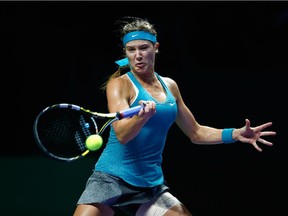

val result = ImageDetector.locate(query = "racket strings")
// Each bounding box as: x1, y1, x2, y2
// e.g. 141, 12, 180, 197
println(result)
76, 115, 95, 151
36, 109, 97, 159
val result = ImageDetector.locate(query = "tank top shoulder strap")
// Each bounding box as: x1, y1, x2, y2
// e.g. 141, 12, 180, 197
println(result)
126, 71, 142, 89
154, 72, 168, 91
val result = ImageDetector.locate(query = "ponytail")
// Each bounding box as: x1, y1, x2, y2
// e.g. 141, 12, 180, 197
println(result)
100, 65, 129, 91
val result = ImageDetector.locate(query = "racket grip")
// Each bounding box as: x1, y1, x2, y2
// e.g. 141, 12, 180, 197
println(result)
118, 105, 144, 119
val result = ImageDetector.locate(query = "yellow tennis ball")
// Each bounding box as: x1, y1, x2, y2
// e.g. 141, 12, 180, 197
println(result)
85, 134, 103, 151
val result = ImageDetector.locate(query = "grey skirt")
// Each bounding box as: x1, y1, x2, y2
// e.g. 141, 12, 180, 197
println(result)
77, 171, 170, 215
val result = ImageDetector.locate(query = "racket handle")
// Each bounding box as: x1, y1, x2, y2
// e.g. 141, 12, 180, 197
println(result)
117, 105, 144, 119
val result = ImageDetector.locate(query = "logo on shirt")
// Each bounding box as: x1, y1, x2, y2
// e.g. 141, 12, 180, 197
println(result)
169, 102, 176, 106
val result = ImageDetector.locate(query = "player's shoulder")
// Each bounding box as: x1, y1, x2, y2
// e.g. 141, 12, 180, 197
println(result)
158, 75, 181, 97
107, 73, 132, 92
159, 75, 178, 87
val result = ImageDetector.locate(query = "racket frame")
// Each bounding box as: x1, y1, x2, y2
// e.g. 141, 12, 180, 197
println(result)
33, 103, 144, 162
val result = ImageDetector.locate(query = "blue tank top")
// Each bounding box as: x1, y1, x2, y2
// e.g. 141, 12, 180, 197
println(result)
95, 71, 177, 187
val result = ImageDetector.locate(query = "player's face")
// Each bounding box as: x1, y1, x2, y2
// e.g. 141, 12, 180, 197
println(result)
125, 40, 158, 74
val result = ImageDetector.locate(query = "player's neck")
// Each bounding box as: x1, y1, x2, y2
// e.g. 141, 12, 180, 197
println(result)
131, 70, 157, 83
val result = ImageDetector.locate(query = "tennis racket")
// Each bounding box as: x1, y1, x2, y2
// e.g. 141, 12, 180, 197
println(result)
33, 103, 144, 162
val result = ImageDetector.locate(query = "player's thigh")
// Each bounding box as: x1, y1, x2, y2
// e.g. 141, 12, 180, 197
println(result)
136, 192, 192, 216
73, 203, 114, 216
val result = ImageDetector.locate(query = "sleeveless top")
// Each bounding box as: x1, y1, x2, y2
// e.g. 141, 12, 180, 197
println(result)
95, 71, 177, 187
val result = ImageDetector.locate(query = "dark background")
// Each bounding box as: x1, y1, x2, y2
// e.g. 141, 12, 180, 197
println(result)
1, 1, 287, 216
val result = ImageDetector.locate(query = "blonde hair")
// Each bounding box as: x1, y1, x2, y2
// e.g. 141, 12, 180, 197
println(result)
100, 16, 157, 91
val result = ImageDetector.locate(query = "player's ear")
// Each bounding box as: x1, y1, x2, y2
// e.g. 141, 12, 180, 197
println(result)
155, 42, 159, 53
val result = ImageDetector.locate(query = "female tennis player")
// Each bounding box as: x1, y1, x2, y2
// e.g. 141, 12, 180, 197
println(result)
73, 16, 276, 216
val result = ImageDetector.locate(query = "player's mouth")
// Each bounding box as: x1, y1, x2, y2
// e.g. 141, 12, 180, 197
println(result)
136, 63, 145, 68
